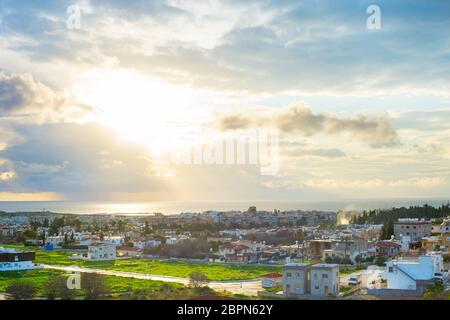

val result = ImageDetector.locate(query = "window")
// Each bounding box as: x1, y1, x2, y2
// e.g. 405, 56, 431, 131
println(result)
286, 272, 292, 277
388, 267, 393, 272
322, 274, 328, 279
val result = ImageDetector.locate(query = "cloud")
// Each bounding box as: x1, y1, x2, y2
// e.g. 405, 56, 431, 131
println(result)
2, 1, 450, 96
0, 123, 172, 199
216, 104, 399, 147
285, 148, 346, 159
0, 71, 92, 123
303, 176, 448, 190
0, 171, 15, 181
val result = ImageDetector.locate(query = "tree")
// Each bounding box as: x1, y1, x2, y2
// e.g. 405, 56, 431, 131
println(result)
355, 254, 362, 268
99, 231, 105, 242
6, 283, 36, 300
188, 272, 209, 288
81, 273, 108, 300
45, 275, 76, 300
375, 256, 387, 267
144, 221, 151, 235
381, 220, 394, 240
41, 231, 46, 245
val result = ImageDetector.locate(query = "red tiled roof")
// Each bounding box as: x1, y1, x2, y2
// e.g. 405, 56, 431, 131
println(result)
371, 241, 401, 248
118, 246, 140, 251
89, 242, 107, 247
261, 272, 282, 279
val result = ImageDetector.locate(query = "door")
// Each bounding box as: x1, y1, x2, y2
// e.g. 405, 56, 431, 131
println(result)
324, 286, 329, 296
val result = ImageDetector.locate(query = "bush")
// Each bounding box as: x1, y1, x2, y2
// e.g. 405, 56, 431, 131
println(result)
6, 283, 36, 300
189, 272, 209, 288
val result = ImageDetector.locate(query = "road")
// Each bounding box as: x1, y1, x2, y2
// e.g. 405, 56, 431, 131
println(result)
41, 264, 263, 296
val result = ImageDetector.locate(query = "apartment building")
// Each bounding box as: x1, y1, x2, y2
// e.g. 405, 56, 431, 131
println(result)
393, 219, 432, 242
282, 263, 340, 298
0, 247, 42, 271
310, 264, 340, 297
86, 243, 116, 261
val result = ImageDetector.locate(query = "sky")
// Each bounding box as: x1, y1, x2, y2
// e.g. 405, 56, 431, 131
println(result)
1, 0, 450, 202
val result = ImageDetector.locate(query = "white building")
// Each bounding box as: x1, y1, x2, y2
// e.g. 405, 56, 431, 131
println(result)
46, 235, 65, 246
310, 264, 340, 297
105, 236, 125, 246
72, 243, 117, 261
394, 219, 432, 242
282, 263, 340, 298
382, 254, 444, 293
283, 263, 310, 296
0, 247, 42, 271
261, 272, 283, 288
145, 239, 162, 248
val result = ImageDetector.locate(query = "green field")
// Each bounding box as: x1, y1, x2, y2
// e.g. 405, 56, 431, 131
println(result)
0, 268, 196, 299
3, 245, 282, 281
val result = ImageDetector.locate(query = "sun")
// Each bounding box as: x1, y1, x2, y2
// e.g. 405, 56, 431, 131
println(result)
72, 68, 200, 156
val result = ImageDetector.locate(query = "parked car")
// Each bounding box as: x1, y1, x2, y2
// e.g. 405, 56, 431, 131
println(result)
348, 275, 361, 286
433, 272, 448, 283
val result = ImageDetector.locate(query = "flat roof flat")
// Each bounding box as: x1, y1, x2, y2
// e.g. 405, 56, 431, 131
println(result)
312, 263, 339, 268
284, 263, 309, 267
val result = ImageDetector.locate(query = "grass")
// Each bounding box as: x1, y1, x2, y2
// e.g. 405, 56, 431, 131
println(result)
263, 285, 282, 293
3, 245, 282, 281
423, 284, 450, 300
0, 269, 63, 297
339, 267, 365, 275
0, 268, 194, 299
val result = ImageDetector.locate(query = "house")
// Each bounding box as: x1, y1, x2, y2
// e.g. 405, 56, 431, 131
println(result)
145, 238, 162, 248
376, 254, 444, 297
0, 247, 42, 271
117, 246, 141, 258
282, 263, 310, 296
218, 243, 251, 256
394, 219, 432, 242
421, 236, 446, 253
323, 239, 374, 264
46, 235, 65, 247
282, 263, 340, 298
1, 226, 16, 237
261, 272, 283, 288
105, 236, 125, 246
306, 239, 332, 260
79, 243, 116, 261
370, 241, 401, 258
310, 264, 340, 297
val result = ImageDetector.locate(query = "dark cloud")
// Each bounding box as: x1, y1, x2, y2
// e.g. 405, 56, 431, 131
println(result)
0, 71, 92, 123
216, 104, 399, 148
0, 123, 170, 198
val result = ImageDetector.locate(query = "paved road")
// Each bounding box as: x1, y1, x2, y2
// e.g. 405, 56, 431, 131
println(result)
41, 264, 263, 296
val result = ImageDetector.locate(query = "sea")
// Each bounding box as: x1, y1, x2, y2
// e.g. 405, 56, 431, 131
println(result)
0, 198, 449, 215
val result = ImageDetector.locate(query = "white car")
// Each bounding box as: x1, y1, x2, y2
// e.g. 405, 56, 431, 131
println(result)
433, 272, 448, 283
348, 276, 361, 286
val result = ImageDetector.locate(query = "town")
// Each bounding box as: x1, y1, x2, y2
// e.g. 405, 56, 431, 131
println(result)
1, 204, 449, 300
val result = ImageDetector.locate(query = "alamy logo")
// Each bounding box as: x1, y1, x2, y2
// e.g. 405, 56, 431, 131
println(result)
170, 129, 280, 176
367, 5, 381, 30
66, 5, 82, 30
66, 270, 81, 290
